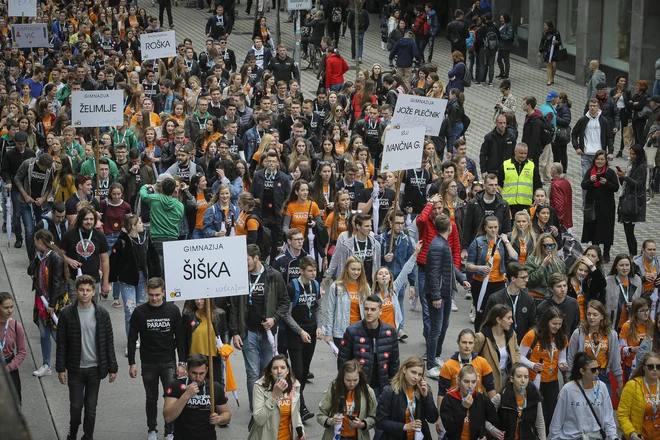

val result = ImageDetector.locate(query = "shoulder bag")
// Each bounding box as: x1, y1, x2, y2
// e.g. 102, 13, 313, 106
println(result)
577, 382, 606, 440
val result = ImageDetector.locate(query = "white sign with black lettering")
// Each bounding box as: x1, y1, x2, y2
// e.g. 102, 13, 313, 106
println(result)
163, 236, 249, 301
12, 24, 48, 48
8, 0, 37, 17
380, 125, 425, 173
140, 31, 177, 60
72, 91, 124, 127
287, 0, 312, 10
391, 95, 448, 136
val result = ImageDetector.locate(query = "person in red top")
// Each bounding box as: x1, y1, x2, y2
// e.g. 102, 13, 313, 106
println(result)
351, 80, 378, 122
415, 193, 462, 342
549, 162, 573, 229
324, 47, 349, 92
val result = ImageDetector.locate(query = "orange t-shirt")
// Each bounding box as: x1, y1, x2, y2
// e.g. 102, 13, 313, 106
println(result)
325, 211, 348, 241
335, 141, 347, 155
285, 200, 321, 233
515, 395, 525, 440
618, 279, 632, 329
529, 205, 537, 219
439, 357, 493, 394
347, 282, 361, 324
405, 388, 415, 440
572, 278, 585, 321
235, 211, 259, 237
460, 409, 471, 440
584, 331, 609, 369
379, 290, 396, 329
644, 260, 658, 293
201, 132, 221, 152
620, 322, 650, 367
447, 205, 455, 222
341, 391, 357, 437
195, 193, 208, 230
473, 240, 504, 283
131, 112, 161, 127
521, 330, 561, 383
518, 239, 528, 264
642, 382, 660, 439
277, 392, 291, 440
42, 116, 52, 135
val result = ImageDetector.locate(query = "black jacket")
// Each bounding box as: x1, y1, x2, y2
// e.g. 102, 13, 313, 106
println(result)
446, 19, 468, 47
272, 248, 309, 285
182, 308, 230, 354
425, 235, 454, 301
479, 127, 516, 174
268, 55, 300, 84
109, 231, 161, 286
338, 320, 399, 387
521, 112, 545, 160
376, 384, 439, 440
571, 114, 615, 154
250, 169, 291, 220
535, 296, 581, 335
1, 146, 35, 184
497, 382, 542, 440
462, 191, 511, 248
618, 160, 647, 223
584, 95, 620, 131
483, 288, 537, 342
56, 301, 118, 378
205, 14, 233, 39
440, 389, 498, 440
28, 249, 66, 310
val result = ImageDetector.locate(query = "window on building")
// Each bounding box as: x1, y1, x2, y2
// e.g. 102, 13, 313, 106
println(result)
556, 0, 578, 56
600, 0, 632, 70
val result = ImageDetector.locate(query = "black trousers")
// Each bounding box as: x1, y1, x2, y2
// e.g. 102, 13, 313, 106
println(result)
287, 326, 317, 409
540, 379, 560, 432
159, 0, 173, 27
142, 362, 176, 435
497, 49, 510, 77
263, 219, 283, 263
68, 367, 101, 440
551, 142, 568, 174
471, 279, 506, 330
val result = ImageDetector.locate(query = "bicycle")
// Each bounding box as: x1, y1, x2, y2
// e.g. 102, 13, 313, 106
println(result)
301, 45, 322, 74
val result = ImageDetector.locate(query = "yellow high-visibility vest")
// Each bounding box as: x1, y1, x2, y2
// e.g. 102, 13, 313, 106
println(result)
501, 159, 534, 206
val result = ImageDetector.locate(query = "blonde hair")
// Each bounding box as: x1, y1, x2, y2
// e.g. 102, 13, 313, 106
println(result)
336, 256, 370, 301
391, 356, 426, 397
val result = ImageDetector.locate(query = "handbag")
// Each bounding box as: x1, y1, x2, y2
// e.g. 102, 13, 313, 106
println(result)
618, 191, 640, 216
577, 383, 606, 439
555, 126, 571, 144
554, 44, 568, 62
583, 203, 596, 223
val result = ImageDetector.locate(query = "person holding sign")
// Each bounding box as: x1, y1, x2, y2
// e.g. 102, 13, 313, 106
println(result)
164, 354, 232, 440
229, 244, 290, 411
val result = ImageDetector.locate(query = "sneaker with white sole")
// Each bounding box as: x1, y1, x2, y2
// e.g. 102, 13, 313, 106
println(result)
148, 432, 157, 440
435, 357, 445, 368
164, 435, 174, 440
465, 290, 472, 300
427, 366, 441, 379
33, 364, 52, 377
397, 329, 408, 340
469, 306, 476, 324
452, 300, 458, 312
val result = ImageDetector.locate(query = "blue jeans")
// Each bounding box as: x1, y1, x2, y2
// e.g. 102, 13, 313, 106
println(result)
106, 232, 120, 300
329, 83, 344, 93
448, 123, 464, 153
598, 369, 612, 402
243, 330, 274, 410
119, 271, 147, 337
142, 362, 175, 435
417, 265, 430, 340
38, 316, 56, 366
350, 30, 365, 59
654, 79, 660, 97
10, 187, 22, 241
19, 200, 40, 260
426, 295, 452, 370
396, 281, 407, 330
192, 229, 204, 239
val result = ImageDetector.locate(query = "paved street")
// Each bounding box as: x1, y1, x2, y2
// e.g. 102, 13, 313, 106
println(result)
4, 3, 657, 440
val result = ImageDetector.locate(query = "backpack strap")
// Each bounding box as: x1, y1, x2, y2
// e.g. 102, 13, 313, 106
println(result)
292, 278, 301, 309
42, 218, 49, 230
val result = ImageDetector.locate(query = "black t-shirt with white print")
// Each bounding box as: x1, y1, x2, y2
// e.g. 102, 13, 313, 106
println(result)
164, 378, 227, 440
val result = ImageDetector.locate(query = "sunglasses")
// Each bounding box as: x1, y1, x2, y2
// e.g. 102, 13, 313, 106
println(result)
543, 243, 557, 249
646, 364, 660, 371
588, 367, 600, 373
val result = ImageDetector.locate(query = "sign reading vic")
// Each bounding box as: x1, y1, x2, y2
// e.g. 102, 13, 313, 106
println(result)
163, 236, 250, 301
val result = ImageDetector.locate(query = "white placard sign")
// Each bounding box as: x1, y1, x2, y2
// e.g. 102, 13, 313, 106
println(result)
380, 125, 425, 173
8, 0, 37, 17
163, 236, 250, 301
391, 95, 448, 136
71, 91, 124, 128
288, 0, 312, 10
140, 31, 177, 60
12, 24, 48, 48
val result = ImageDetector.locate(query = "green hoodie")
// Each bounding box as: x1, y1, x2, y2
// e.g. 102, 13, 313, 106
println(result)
110, 128, 138, 151
56, 84, 71, 105
79, 156, 119, 180
140, 185, 184, 239
64, 142, 85, 169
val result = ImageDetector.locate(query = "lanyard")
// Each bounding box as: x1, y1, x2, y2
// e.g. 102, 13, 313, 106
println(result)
508, 291, 519, 330
644, 378, 660, 419
323, 185, 330, 203
586, 331, 602, 359
185, 377, 207, 401
459, 357, 472, 368
413, 169, 424, 196
616, 276, 630, 303
55, 222, 62, 240
548, 341, 556, 373
0, 319, 9, 352
354, 237, 368, 262
301, 281, 314, 318
580, 379, 600, 403
78, 228, 94, 259
248, 269, 264, 305
406, 389, 416, 423
517, 387, 527, 415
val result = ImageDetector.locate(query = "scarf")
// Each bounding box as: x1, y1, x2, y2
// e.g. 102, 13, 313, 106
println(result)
590, 166, 604, 187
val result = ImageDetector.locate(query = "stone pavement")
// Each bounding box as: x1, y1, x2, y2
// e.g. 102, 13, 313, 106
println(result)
4, 4, 655, 440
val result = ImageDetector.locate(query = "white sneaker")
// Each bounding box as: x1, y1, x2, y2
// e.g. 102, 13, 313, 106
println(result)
465, 290, 472, 300
33, 364, 52, 377
164, 434, 174, 440
427, 366, 441, 379
452, 300, 458, 312
147, 432, 157, 440
125, 347, 129, 357
469, 306, 476, 324
410, 296, 418, 311
435, 357, 445, 368
136, 340, 141, 349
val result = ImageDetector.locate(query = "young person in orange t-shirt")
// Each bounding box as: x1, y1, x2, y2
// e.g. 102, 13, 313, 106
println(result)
607, 253, 643, 332
282, 180, 322, 254
620, 298, 655, 380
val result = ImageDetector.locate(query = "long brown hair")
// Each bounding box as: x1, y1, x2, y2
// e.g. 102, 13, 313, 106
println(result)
578, 300, 612, 335
34, 229, 70, 281
628, 297, 654, 343
391, 356, 427, 398
329, 359, 371, 415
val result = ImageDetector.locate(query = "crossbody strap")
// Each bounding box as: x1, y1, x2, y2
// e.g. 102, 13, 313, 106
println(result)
577, 382, 604, 433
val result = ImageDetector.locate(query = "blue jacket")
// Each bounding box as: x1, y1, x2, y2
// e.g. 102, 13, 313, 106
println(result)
467, 235, 516, 278
245, 47, 272, 70
426, 10, 439, 37
202, 202, 239, 238
242, 126, 266, 163
389, 37, 421, 68
447, 62, 466, 93
498, 23, 515, 50
211, 176, 243, 205
377, 230, 416, 286
424, 235, 453, 301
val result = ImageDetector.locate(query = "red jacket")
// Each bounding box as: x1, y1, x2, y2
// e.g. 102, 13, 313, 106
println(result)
325, 53, 349, 88
550, 175, 573, 228
416, 202, 461, 269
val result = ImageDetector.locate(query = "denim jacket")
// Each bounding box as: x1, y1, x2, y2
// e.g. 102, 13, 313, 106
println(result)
467, 235, 513, 278
324, 282, 366, 338
377, 230, 416, 286
374, 252, 417, 329
202, 202, 240, 238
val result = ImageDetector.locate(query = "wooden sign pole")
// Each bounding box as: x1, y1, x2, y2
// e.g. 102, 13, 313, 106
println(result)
206, 298, 216, 414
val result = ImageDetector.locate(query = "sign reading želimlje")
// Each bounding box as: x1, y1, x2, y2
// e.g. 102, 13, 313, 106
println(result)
12, 24, 47, 48
391, 95, 448, 136
380, 125, 425, 173
71, 91, 124, 128
8, 0, 37, 17
140, 31, 177, 60
287, 0, 312, 10
163, 236, 249, 301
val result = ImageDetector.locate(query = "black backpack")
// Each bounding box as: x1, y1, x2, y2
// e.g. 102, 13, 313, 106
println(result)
485, 28, 499, 50
331, 6, 342, 24
247, 213, 272, 260
538, 115, 555, 146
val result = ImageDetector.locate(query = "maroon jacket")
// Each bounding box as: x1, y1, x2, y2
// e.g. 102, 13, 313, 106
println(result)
550, 175, 573, 228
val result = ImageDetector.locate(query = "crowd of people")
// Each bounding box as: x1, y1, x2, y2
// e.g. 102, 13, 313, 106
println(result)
1, 0, 660, 439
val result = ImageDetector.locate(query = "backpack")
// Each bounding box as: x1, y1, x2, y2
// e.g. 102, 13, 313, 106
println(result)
331, 6, 342, 24
247, 213, 272, 260
461, 62, 471, 88
466, 29, 476, 51
538, 115, 555, 146
291, 278, 321, 309
485, 28, 499, 50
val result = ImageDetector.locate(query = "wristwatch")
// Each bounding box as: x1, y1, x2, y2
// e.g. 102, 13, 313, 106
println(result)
177, 362, 186, 368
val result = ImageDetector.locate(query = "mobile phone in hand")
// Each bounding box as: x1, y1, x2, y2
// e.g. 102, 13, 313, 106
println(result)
616, 165, 623, 172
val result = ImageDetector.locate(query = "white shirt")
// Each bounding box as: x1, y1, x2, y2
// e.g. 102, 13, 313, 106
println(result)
583, 110, 602, 155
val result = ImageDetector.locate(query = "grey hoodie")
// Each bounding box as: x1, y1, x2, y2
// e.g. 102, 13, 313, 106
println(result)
566, 327, 622, 381
586, 70, 606, 101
